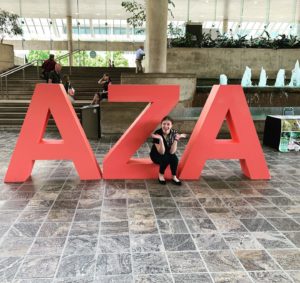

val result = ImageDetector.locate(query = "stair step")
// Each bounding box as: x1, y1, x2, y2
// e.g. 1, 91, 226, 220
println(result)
0, 66, 135, 128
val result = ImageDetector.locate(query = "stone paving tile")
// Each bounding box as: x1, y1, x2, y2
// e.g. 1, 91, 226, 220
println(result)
56, 254, 96, 278
268, 249, 300, 270
0, 256, 23, 282
234, 249, 281, 271
211, 272, 252, 283
95, 253, 131, 276
201, 250, 244, 272
166, 251, 206, 273
1, 131, 300, 281
64, 236, 98, 255
15, 255, 60, 279
157, 219, 189, 234
134, 274, 173, 283
223, 232, 263, 250
287, 271, 300, 283
162, 234, 196, 251
240, 218, 276, 232
283, 231, 300, 247
130, 234, 164, 253
248, 271, 293, 283
98, 235, 130, 253
254, 231, 296, 249
29, 237, 66, 255
95, 274, 133, 283
132, 253, 170, 274
173, 273, 213, 283
193, 233, 229, 250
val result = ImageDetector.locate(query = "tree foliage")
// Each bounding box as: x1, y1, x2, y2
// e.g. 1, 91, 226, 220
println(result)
105, 51, 129, 67
121, 0, 175, 29
27, 50, 128, 67
0, 9, 23, 43
27, 50, 50, 62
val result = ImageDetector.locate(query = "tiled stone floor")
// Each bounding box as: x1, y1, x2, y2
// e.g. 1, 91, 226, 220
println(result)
0, 130, 300, 282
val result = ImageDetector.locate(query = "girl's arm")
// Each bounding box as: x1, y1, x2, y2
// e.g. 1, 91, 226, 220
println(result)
170, 139, 178, 154
98, 77, 105, 84
170, 133, 187, 154
152, 134, 165, 155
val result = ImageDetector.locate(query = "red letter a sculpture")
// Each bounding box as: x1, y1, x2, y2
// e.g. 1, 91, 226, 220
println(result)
5, 84, 102, 182
178, 85, 270, 180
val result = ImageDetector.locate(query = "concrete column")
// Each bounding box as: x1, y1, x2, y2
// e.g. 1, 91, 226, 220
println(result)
145, 0, 168, 73
66, 16, 73, 66
223, 19, 229, 34
223, 0, 229, 34
296, 23, 300, 36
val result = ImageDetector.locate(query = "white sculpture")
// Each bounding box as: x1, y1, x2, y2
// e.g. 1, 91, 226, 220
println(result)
219, 74, 228, 85
258, 67, 268, 87
241, 66, 252, 87
275, 69, 285, 87
289, 60, 300, 87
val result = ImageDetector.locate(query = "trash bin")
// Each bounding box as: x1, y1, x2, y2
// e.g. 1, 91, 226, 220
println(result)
80, 105, 101, 139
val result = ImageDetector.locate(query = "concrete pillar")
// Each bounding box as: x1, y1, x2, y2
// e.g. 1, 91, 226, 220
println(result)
145, 0, 168, 73
296, 23, 300, 36
223, 19, 229, 34
223, 0, 229, 34
66, 16, 73, 66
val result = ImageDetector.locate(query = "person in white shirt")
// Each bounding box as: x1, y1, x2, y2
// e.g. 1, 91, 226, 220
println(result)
135, 46, 145, 73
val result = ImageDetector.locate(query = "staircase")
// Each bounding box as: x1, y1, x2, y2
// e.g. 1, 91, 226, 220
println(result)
0, 66, 135, 129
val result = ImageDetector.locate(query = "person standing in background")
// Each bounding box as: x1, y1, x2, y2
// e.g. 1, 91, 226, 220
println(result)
135, 46, 145, 73
41, 54, 56, 82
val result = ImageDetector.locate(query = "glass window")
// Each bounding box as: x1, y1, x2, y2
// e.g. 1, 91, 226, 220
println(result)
134, 28, 145, 35
94, 27, 111, 34
113, 27, 126, 34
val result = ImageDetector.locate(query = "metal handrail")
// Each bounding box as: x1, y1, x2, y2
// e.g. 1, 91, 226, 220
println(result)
0, 49, 81, 78
0, 49, 82, 98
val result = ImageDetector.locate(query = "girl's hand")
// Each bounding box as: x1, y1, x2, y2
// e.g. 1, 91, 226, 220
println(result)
152, 134, 162, 140
175, 133, 187, 141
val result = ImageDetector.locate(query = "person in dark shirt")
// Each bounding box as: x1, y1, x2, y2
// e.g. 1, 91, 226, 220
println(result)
48, 64, 62, 84
91, 73, 112, 104
150, 116, 187, 185
41, 54, 56, 82
62, 75, 75, 104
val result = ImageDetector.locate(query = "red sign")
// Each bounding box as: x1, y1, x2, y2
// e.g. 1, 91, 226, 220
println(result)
4, 84, 270, 183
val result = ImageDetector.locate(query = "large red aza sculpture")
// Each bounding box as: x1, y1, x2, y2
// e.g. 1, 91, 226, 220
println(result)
4, 83, 270, 182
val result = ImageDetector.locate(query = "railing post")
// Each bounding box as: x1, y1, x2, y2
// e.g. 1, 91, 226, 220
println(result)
36, 61, 40, 78
0, 77, 2, 98
5, 76, 8, 99
69, 54, 72, 75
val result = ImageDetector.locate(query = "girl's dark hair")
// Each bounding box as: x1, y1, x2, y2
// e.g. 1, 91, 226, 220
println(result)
161, 116, 174, 124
